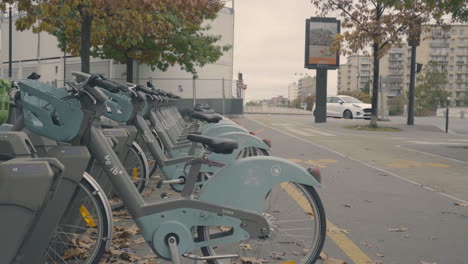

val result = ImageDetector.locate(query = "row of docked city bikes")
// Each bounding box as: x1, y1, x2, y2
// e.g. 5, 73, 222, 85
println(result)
0, 71, 326, 264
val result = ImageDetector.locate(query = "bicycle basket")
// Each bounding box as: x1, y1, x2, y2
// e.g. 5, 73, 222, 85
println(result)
100, 88, 133, 123
19, 79, 83, 142
141, 100, 150, 117
0, 79, 11, 124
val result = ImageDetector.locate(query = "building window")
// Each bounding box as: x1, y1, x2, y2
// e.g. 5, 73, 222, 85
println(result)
457, 74, 462, 80
450, 56, 454, 62
450, 48, 455, 52
460, 29, 465, 36
450, 65, 454, 71
458, 65, 463, 71
450, 74, 454, 79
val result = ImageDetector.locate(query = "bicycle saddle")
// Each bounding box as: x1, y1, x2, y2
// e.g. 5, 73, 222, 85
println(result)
191, 111, 221, 123
187, 134, 238, 154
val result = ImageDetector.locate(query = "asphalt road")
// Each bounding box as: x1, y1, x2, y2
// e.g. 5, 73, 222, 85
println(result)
104, 114, 468, 264
236, 114, 468, 264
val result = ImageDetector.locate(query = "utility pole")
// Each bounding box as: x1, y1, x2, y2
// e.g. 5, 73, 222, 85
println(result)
8, 6, 13, 78
407, 20, 421, 125
192, 76, 197, 106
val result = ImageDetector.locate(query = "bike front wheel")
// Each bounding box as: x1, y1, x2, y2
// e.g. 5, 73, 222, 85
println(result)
45, 173, 112, 264
198, 183, 326, 264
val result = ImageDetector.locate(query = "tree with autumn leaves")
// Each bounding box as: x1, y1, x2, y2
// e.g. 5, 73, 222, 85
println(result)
1, 0, 229, 81
311, 0, 457, 127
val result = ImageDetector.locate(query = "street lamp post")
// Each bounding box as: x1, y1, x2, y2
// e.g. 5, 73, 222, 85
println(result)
445, 97, 450, 133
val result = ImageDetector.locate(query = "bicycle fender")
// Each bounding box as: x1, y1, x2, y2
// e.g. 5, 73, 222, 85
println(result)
202, 125, 249, 137
197, 156, 320, 213
216, 131, 270, 151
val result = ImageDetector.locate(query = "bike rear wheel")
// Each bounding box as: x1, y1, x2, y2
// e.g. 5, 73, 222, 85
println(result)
45, 173, 112, 264
109, 142, 149, 209
198, 183, 326, 264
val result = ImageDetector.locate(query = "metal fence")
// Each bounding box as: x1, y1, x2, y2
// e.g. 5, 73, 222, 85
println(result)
52, 77, 244, 115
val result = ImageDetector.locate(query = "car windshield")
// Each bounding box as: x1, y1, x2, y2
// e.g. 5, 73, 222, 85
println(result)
340, 97, 363, 103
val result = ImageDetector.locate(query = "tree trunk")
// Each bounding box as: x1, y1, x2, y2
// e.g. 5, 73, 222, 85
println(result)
370, 41, 380, 128
80, 14, 92, 73
126, 56, 134, 83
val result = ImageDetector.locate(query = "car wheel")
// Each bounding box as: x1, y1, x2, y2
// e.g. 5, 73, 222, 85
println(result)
343, 110, 353, 119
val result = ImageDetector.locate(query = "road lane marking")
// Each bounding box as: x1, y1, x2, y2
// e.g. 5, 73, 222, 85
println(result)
253, 127, 266, 135
426, 162, 450, 168
407, 141, 463, 145
385, 160, 422, 168
287, 158, 304, 163
247, 117, 468, 205
304, 128, 336, 136
281, 183, 374, 264
284, 127, 314, 137
304, 159, 338, 168
397, 145, 468, 165
275, 118, 346, 136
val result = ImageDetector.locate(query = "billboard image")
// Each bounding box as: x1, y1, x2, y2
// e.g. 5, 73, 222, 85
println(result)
305, 17, 340, 69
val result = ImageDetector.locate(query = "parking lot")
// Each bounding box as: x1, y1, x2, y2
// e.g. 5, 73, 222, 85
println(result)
106, 114, 468, 264
235, 114, 468, 264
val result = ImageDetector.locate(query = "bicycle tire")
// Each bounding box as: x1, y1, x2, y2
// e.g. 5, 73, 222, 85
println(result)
198, 183, 326, 264
45, 173, 112, 264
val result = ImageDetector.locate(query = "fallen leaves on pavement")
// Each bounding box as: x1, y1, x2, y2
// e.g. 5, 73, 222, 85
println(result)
322, 257, 347, 264
239, 242, 253, 250
327, 226, 350, 234
318, 251, 347, 264
134, 237, 145, 244
385, 226, 408, 232
238, 257, 268, 264
360, 241, 377, 248
319, 251, 328, 260
269, 251, 285, 260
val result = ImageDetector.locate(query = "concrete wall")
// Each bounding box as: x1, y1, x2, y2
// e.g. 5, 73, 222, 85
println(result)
244, 105, 312, 115
177, 98, 243, 116
437, 107, 468, 118
0, 8, 234, 99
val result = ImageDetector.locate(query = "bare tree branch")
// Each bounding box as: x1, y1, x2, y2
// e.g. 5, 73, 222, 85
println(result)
330, 0, 370, 32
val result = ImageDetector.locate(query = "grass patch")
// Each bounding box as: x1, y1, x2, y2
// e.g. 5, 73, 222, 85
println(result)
345, 125, 401, 132
448, 145, 468, 149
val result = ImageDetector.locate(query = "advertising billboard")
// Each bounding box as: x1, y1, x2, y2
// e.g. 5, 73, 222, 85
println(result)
305, 17, 340, 69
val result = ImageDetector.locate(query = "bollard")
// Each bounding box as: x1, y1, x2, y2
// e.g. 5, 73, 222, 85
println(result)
461, 111, 465, 119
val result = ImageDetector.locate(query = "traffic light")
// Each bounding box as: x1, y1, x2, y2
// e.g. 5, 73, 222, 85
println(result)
238, 73, 243, 81
416, 63, 423, 73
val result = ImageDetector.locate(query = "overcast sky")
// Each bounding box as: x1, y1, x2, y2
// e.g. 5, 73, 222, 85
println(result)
232, 0, 342, 102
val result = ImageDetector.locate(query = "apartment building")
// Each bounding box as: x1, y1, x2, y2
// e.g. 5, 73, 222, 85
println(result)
380, 47, 409, 97
297, 75, 316, 97
337, 55, 373, 93
337, 25, 468, 107
288, 82, 298, 102
416, 25, 468, 106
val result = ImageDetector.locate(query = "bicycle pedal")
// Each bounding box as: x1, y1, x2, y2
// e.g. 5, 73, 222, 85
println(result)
182, 253, 239, 261
156, 177, 186, 188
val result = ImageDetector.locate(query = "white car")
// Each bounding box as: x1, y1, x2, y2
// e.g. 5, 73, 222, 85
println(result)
312, 95, 372, 119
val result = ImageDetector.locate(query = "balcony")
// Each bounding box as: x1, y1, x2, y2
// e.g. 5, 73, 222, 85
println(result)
456, 60, 465, 64
430, 43, 449, 48
388, 57, 403, 61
